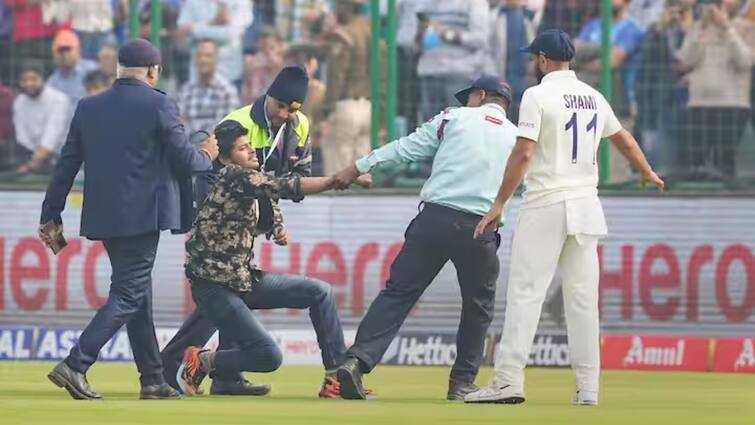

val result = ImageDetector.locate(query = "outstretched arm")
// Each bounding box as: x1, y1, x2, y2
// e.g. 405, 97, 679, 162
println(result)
300, 176, 336, 195
332, 110, 450, 188
266, 175, 371, 246
301, 175, 372, 195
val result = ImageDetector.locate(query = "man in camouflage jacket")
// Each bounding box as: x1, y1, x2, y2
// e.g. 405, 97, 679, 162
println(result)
176, 120, 370, 398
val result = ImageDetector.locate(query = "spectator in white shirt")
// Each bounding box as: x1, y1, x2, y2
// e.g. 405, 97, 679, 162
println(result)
12, 61, 70, 174
68, 0, 117, 60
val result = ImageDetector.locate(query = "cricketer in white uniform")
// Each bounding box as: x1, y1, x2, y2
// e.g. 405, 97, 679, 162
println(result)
465, 29, 664, 406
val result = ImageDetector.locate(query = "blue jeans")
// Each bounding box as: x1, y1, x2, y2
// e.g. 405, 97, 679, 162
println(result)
189, 272, 346, 380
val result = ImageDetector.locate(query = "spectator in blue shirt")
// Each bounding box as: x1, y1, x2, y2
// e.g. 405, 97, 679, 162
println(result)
574, 0, 644, 117
47, 30, 98, 107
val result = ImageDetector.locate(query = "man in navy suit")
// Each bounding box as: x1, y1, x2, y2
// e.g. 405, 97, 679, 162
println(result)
39, 39, 219, 401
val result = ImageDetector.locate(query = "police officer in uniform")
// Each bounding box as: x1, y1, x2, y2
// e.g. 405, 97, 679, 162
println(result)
332, 76, 518, 400
41, 39, 218, 400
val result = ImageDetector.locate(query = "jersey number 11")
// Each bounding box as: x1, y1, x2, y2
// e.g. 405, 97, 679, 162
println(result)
565, 112, 598, 164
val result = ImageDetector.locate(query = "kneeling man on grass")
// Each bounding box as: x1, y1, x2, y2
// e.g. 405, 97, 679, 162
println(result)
177, 120, 371, 397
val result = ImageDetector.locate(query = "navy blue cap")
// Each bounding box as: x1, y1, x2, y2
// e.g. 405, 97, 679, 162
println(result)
118, 38, 162, 67
520, 29, 575, 61
266, 65, 309, 110
455, 75, 513, 106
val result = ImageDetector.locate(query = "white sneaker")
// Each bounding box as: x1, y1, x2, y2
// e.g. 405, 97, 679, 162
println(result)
572, 390, 598, 406
464, 384, 525, 404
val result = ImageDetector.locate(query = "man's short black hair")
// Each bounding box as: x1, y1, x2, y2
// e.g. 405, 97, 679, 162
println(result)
214, 120, 248, 157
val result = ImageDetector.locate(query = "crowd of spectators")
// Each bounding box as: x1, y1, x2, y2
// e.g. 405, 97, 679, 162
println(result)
0, 0, 753, 185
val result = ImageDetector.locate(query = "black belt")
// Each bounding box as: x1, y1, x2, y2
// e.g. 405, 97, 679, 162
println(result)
420, 202, 484, 222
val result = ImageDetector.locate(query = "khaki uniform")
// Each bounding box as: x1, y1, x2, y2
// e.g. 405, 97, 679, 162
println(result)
322, 14, 372, 175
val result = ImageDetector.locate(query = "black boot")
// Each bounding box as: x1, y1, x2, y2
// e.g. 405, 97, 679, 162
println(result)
337, 357, 367, 400
446, 379, 479, 401
48, 361, 103, 400
140, 383, 181, 400
210, 379, 272, 396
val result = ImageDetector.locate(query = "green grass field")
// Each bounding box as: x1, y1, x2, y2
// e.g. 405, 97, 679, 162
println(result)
1, 362, 754, 425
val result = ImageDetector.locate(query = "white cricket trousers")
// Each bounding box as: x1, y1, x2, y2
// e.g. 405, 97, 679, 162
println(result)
493, 198, 604, 393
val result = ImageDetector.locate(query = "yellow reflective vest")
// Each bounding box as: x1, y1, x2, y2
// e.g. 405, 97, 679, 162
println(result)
220, 96, 312, 177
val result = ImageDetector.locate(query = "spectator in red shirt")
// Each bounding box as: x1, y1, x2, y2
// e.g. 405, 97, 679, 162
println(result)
7, 0, 70, 75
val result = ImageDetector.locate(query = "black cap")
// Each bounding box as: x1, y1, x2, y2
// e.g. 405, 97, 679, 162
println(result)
118, 38, 162, 67
455, 75, 513, 106
520, 29, 575, 61
266, 65, 309, 110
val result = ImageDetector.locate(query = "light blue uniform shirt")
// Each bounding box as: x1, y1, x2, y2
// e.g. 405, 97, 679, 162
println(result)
356, 103, 517, 220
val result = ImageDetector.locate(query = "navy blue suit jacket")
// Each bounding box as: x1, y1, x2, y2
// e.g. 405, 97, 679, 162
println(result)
40, 78, 211, 240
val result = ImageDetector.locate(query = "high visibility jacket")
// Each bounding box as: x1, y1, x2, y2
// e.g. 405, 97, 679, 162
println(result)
221, 95, 312, 177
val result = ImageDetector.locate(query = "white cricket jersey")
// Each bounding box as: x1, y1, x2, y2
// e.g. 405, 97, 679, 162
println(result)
517, 70, 622, 208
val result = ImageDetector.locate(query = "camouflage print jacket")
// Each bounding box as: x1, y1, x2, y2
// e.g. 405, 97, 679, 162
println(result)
185, 164, 302, 292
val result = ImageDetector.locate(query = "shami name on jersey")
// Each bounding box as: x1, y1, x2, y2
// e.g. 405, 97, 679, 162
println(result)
563, 94, 597, 110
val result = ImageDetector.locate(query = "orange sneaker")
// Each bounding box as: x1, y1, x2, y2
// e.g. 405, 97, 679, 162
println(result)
318, 375, 341, 398
177, 347, 209, 396
318, 375, 377, 399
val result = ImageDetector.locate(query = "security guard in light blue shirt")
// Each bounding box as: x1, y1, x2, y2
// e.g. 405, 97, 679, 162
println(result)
356, 78, 516, 220
333, 76, 517, 401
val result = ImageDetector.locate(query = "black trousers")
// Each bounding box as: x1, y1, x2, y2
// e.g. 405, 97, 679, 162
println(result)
348, 203, 501, 383
65, 232, 164, 386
